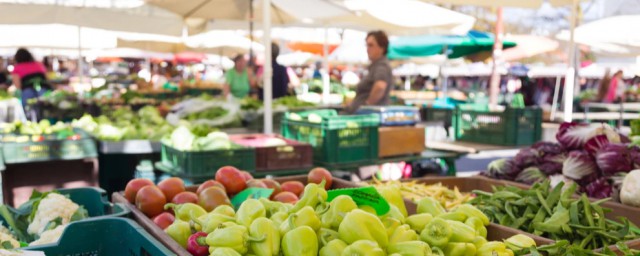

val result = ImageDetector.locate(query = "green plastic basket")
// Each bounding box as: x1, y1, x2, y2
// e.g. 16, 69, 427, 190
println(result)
281, 109, 379, 164
27, 217, 175, 255
160, 144, 256, 177
0, 130, 97, 164
454, 105, 542, 146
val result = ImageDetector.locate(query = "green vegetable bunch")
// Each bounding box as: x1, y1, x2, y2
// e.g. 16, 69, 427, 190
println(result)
73, 106, 173, 141
470, 180, 639, 251
184, 107, 228, 121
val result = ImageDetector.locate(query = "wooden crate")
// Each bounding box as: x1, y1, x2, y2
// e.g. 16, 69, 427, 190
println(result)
378, 125, 425, 158
112, 175, 358, 255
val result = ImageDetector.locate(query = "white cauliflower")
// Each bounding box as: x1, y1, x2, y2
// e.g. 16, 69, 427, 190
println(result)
0, 249, 24, 256
27, 193, 79, 236
29, 225, 66, 246
621, 170, 640, 207
0, 232, 19, 249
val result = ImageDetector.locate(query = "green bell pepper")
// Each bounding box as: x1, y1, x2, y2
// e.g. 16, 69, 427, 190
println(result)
387, 240, 432, 256
444, 242, 476, 256
209, 247, 242, 256
376, 186, 408, 218
464, 217, 487, 237
319, 239, 348, 256
279, 206, 322, 235
420, 217, 451, 248
195, 213, 235, 233
384, 204, 406, 223
289, 180, 328, 213
270, 211, 289, 226
447, 219, 475, 243
405, 213, 433, 232
282, 226, 318, 256
477, 241, 514, 256
320, 195, 357, 229
341, 240, 385, 256
382, 217, 402, 237
212, 205, 236, 217
389, 224, 418, 244
236, 199, 266, 227
165, 203, 207, 222
249, 217, 280, 256
453, 204, 489, 225
338, 209, 389, 248
165, 219, 191, 248
317, 228, 340, 247
206, 223, 260, 254
416, 197, 445, 217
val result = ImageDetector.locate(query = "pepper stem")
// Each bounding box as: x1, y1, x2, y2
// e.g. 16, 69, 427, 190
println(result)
288, 214, 298, 229
315, 202, 330, 215
164, 203, 177, 211
196, 236, 208, 246
246, 234, 266, 242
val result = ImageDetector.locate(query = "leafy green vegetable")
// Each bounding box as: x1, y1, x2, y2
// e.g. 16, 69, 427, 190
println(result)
471, 180, 638, 250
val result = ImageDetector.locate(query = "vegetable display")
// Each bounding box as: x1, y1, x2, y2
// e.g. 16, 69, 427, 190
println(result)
240, 96, 316, 111
124, 167, 529, 256
469, 180, 639, 250
368, 179, 472, 210
72, 106, 174, 141
482, 122, 639, 199
0, 190, 88, 249
162, 126, 231, 151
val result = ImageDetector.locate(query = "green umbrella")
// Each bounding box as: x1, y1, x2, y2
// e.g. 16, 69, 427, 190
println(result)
388, 30, 516, 59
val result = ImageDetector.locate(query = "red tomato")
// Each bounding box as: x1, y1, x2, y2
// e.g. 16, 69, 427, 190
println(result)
171, 191, 199, 204
281, 181, 305, 197
157, 177, 185, 202
153, 212, 175, 230
215, 166, 246, 195
197, 180, 226, 194
135, 185, 167, 218
308, 167, 333, 189
124, 178, 154, 203
273, 191, 299, 204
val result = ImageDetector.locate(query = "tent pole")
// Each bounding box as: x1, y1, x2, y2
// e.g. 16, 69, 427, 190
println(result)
77, 25, 83, 90
550, 75, 561, 121
323, 25, 330, 105
564, 0, 578, 122
263, 0, 273, 134
489, 7, 503, 106
442, 45, 449, 99
249, 0, 254, 66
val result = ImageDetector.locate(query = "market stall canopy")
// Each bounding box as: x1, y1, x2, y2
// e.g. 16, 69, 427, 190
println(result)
556, 15, 640, 57
388, 30, 516, 59
145, 0, 350, 25
441, 62, 508, 77
287, 42, 339, 56
0, 24, 117, 49
422, 0, 582, 8
327, 30, 368, 64
276, 52, 320, 66
329, 0, 475, 36
0, 2, 194, 36
502, 35, 560, 62
117, 31, 265, 56
85, 48, 175, 61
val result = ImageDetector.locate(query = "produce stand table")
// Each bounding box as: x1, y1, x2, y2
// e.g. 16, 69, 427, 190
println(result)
580, 102, 640, 128
318, 150, 462, 176
426, 140, 527, 154
96, 139, 162, 197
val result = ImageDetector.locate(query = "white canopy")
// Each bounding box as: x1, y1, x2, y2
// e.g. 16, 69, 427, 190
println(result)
423, 0, 580, 8
117, 31, 265, 56
328, 30, 368, 64
556, 15, 640, 57
0, 24, 116, 49
0, 3, 190, 36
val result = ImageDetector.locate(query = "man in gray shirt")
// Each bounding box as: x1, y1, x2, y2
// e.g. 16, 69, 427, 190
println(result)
347, 30, 393, 113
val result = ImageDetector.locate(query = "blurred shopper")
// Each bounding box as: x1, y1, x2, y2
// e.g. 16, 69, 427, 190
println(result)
601, 70, 626, 103
224, 54, 254, 99
259, 43, 290, 100
347, 30, 393, 113
597, 69, 612, 102
11, 48, 51, 108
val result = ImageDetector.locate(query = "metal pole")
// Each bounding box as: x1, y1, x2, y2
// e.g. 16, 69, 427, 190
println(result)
262, 0, 273, 134
550, 75, 561, 121
564, 0, 578, 122
488, 7, 503, 106
249, 0, 254, 66
77, 26, 83, 89
322, 26, 330, 105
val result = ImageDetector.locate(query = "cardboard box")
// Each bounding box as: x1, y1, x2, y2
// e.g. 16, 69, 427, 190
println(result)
378, 126, 425, 158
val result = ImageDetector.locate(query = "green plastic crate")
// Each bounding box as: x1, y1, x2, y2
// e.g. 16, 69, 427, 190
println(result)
0, 130, 97, 164
56, 187, 130, 217
27, 217, 175, 255
631, 119, 640, 136
281, 109, 379, 164
160, 144, 256, 177
454, 105, 542, 146
185, 88, 222, 96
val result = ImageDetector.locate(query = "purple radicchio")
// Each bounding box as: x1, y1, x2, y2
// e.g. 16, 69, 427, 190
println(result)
582, 177, 613, 199
630, 146, 640, 169
484, 158, 520, 180
584, 135, 611, 156
515, 167, 547, 185
514, 148, 539, 168
562, 150, 598, 181
532, 141, 565, 155
595, 143, 634, 176
556, 122, 595, 150
538, 152, 566, 175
